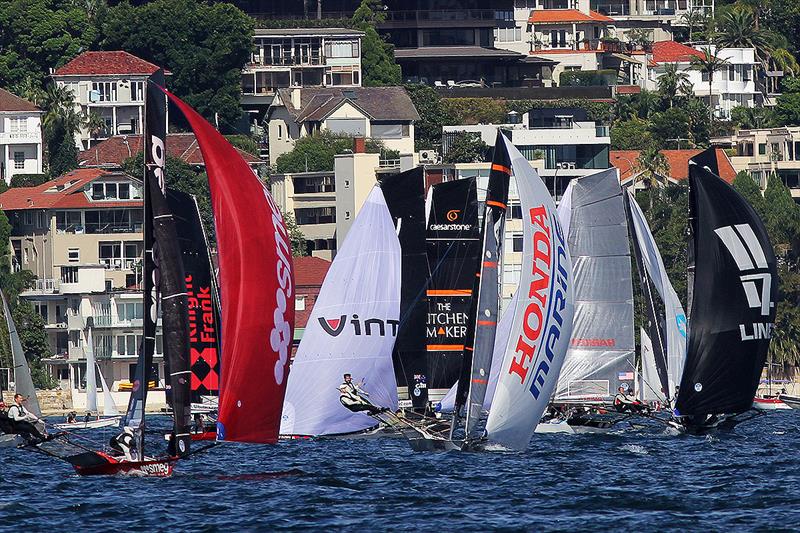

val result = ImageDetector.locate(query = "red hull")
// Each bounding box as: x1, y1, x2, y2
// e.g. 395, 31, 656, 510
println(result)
191, 431, 217, 441
73, 452, 176, 477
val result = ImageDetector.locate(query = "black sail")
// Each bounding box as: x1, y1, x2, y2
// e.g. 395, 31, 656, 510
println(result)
425, 178, 481, 395
166, 190, 221, 405
143, 74, 192, 456
454, 131, 511, 438
676, 152, 778, 416
379, 167, 430, 409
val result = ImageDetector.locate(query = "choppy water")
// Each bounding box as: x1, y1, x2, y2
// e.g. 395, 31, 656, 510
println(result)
2, 411, 800, 531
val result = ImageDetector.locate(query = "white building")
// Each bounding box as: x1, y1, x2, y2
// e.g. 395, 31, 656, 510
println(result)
52, 51, 165, 150
265, 86, 419, 165
0, 88, 43, 183
644, 41, 762, 118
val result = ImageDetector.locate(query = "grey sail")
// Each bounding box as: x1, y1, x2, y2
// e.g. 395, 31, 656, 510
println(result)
1, 291, 41, 417
554, 168, 636, 401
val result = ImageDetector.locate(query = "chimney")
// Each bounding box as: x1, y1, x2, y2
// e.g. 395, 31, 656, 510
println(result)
291, 87, 301, 109
353, 137, 366, 154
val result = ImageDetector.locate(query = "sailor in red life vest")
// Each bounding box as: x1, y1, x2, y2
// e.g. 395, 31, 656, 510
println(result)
338, 374, 387, 416
613, 386, 649, 414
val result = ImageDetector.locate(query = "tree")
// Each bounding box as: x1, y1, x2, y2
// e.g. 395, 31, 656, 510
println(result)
732, 170, 767, 220
102, 0, 253, 130
351, 0, 401, 86
690, 47, 729, 129
12, 300, 53, 388
274, 131, 387, 173
282, 212, 307, 257
715, 7, 773, 62
649, 107, 692, 148
657, 63, 693, 108
731, 105, 775, 130
84, 111, 108, 145
10, 174, 49, 188
0, 0, 98, 87
763, 173, 800, 249
610, 119, 652, 150
774, 77, 800, 126
47, 121, 79, 177
684, 97, 711, 147
405, 84, 455, 151
679, 6, 707, 43
443, 132, 489, 164
635, 145, 670, 211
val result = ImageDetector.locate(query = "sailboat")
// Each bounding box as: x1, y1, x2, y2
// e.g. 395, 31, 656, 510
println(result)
401, 131, 574, 451
668, 149, 778, 434
0, 290, 44, 448
54, 327, 121, 430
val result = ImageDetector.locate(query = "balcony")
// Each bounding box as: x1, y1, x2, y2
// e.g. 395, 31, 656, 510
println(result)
99, 258, 138, 270
22, 278, 61, 296
44, 318, 67, 330
247, 55, 323, 68
381, 9, 497, 27
67, 310, 85, 331
0, 130, 42, 145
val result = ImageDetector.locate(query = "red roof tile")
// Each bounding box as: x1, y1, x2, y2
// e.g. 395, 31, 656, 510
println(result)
54, 51, 163, 76
610, 148, 736, 184
529, 9, 613, 23
293, 256, 330, 287
615, 85, 641, 95
0, 88, 40, 112
651, 40, 704, 65
78, 133, 263, 168
0, 169, 142, 211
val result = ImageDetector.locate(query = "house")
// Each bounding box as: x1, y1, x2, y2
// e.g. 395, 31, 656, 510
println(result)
644, 42, 762, 118
443, 107, 611, 198
0, 88, 43, 183
52, 51, 166, 150
266, 86, 419, 165
77, 133, 263, 170
0, 168, 167, 409
292, 255, 331, 354
712, 127, 800, 199
610, 148, 737, 186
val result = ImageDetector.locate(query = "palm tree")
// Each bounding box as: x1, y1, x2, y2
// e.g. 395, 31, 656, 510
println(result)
83, 111, 108, 144
40, 83, 78, 136
690, 47, 729, 129
715, 7, 773, 65
635, 145, 669, 211
679, 7, 706, 43
657, 63, 693, 108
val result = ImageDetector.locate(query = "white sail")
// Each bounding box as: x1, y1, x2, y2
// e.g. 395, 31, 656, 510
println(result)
85, 327, 98, 413
485, 136, 574, 451
98, 364, 119, 417
625, 190, 687, 399
436, 291, 519, 414
280, 186, 400, 436
639, 328, 666, 403
2, 291, 41, 417
553, 169, 636, 401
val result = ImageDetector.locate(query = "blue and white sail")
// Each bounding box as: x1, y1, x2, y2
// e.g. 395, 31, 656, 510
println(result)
280, 186, 400, 436
484, 136, 574, 451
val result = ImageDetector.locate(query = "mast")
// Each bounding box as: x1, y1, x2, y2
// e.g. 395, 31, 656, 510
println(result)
452, 130, 511, 441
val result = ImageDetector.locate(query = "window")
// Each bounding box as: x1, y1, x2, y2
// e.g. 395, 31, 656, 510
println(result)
117, 302, 143, 322
92, 81, 118, 102
512, 234, 524, 252
293, 175, 334, 193
99, 242, 122, 268
503, 262, 522, 286
10, 118, 27, 133
325, 40, 359, 58
90, 182, 141, 202
729, 65, 735, 81
119, 334, 144, 357
34, 302, 48, 322
759, 143, 767, 155
495, 26, 522, 43
56, 211, 83, 232
277, 124, 283, 139
372, 123, 405, 139
13, 151, 24, 169
61, 266, 79, 284
23, 212, 33, 226
118, 183, 130, 200
507, 201, 522, 220
36, 211, 46, 229
295, 296, 306, 311
68, 248, 79, 262
295, 207, 335, 225
130, 81, 145, 102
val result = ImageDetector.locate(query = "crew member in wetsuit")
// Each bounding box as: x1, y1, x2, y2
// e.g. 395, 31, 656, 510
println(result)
0, 402, 14, 434
8, 394, 47, 444
613, 386, 648, 414
109, 426, 136, 461
338, 374, 387, 416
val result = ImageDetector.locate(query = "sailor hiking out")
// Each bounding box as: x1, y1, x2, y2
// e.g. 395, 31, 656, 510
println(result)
338, 373, 388, 416
109, 427, 137, 461
7, 394, 48, 444
613, 386, 649, 414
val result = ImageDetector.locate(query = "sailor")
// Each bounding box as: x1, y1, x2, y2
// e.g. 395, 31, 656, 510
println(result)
0, 402, 14, 434
109, 427, 137, 461
613, 386, 648, 414
66, 411, 77, 424
338, 373, 386, 416
8, 394, 47, 444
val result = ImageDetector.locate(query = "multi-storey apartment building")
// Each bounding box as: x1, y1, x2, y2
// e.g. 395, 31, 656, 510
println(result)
0, 89, 43, 183
52, 51, 165, 150
0, 168, 166, 410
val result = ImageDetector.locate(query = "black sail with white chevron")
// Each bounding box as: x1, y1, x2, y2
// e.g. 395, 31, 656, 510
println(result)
675, 154, 778, 416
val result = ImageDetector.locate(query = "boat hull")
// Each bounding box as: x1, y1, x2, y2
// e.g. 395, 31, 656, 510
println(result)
778, 394, 800, 409
55, 417, 122, 431
73, 452, 176, 477
752, 397, 791, 411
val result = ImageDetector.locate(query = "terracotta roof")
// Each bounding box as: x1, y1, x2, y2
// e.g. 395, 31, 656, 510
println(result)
651, 41, 704, 65
53, 51, 163, 76
0, 88, 40, 113
0, 169, 142, 211
78, 133, 263, 168
615, 85, 641, 95
610, 148, 736, 184
293, 256, 330, 287
529, 9, 613, 23
276, 87, 420, 123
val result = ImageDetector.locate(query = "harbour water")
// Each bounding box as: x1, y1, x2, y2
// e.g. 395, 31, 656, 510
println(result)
2, 411, 799, 530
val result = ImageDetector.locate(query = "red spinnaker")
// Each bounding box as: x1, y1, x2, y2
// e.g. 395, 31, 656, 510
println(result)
165, 90, 295, 444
